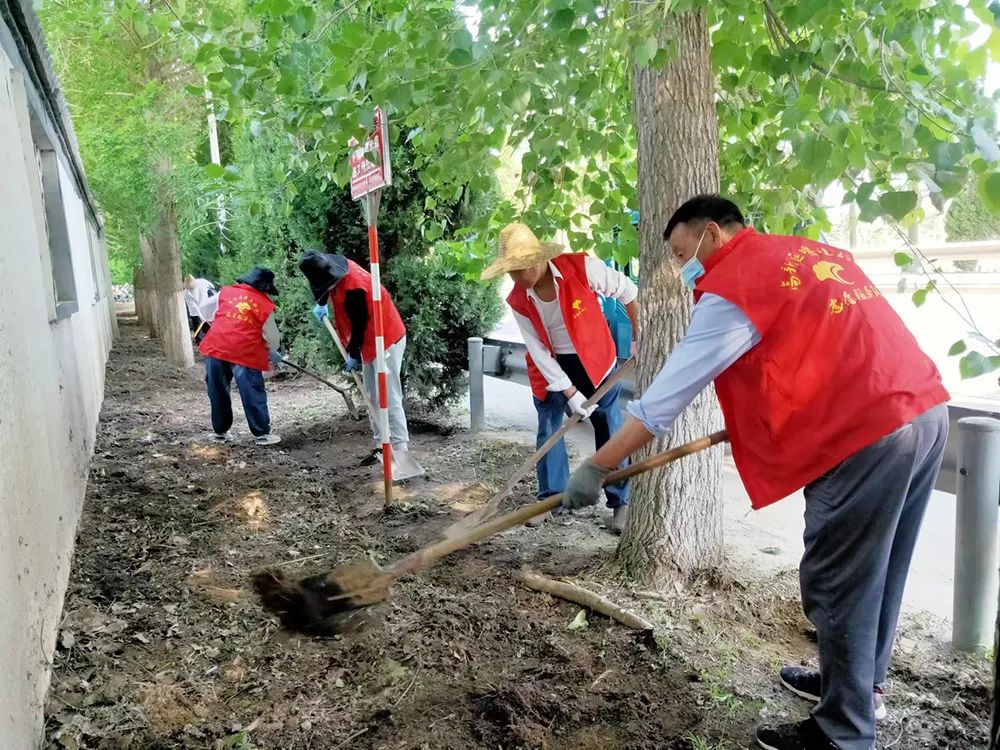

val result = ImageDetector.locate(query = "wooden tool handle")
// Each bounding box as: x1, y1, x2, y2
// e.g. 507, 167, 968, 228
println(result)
445, 358, 637, 535
322, 317, 372, 414
392, 430, 729, 576
279, 357, 359, 418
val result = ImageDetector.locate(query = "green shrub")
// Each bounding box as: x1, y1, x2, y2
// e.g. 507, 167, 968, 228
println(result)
217, 125, 502, 407
946, 179, 1000, 242
387, 252, 503, 409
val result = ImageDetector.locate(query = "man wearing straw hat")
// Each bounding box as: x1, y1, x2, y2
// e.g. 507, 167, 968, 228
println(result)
481, 223, 640, 534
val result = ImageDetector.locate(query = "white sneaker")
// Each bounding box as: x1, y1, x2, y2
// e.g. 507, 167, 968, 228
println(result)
210, 432, 230, 443
254, 433, 282, 446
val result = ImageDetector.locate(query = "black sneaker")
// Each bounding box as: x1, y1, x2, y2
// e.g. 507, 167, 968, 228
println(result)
756, 718, 837, 750
779, 666, 820, 702
780, 666, 888, 721
360, 449, 382, 467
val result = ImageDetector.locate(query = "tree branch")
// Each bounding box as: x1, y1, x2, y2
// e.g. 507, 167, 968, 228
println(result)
519, 571, 654, 631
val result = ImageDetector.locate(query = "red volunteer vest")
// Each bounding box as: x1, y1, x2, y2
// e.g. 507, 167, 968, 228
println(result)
198, 284, 275, 371
507, 253, 617, 401
695, 228, 949, 509
330, 260, 406, 364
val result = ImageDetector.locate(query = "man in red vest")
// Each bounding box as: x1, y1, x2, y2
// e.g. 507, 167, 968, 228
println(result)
481, 223, 640, 534
563, 196, 949, 750
198, 267, 283, 446
299, 251, 424, 480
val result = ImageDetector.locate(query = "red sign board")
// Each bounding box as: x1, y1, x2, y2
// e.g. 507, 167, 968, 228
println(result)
349, 106, 392, 201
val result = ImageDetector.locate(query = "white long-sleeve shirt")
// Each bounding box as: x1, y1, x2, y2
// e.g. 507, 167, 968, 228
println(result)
627, 293, 760, 437
512, 255, 638, 393
184, 278, 215, 318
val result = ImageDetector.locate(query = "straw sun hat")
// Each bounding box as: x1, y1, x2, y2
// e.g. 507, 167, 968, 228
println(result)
480, 223, 564, 281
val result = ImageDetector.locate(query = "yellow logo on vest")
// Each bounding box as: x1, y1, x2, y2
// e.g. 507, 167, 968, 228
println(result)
571, 298, 586, 318
781, 244, 853, 292
813, 261, 854, 285
225, 295, 261, 325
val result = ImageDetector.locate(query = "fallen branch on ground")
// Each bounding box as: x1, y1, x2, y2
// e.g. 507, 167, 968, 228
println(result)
518, 571, 653, 632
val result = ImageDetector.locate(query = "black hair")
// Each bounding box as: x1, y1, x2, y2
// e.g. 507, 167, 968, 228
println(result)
663, 194, 746, 240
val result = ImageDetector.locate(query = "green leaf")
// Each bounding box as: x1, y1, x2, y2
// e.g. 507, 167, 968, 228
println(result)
549, 8, 576, 31
971, 124, 1000, 162
276, 71, 296, 96
893, 252, 912, 267
289, 6, 316, 35
451, 29, 473, 51
262, 0, 291, 14
203, 163, 226, 179
978, 172, 1000, 212
911, 289, 928, 307
447, 47, 473, 66
340, 22, 367, 47
948, 340, 967, 356
637, 36, 658, 67
568, 28, 588, 47
878, 191, 918, 220
959, 351, 1000, 379
712, 39, 742, 69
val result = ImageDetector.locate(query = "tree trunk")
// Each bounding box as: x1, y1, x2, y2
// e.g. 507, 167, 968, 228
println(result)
133, 265, 149, 328
137, 237, 158, 338
147, 158, 193, 368
615, 8, 725, 585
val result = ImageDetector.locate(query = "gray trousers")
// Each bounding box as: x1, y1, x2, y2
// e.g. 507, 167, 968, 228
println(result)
802, 404, 948, 749
361, 335, 410, 450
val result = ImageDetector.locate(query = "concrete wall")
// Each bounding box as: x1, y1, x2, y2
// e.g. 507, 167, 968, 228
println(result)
0, 46, 114, 750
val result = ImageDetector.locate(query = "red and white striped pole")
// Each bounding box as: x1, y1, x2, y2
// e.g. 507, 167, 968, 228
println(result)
365, 190, 393, 504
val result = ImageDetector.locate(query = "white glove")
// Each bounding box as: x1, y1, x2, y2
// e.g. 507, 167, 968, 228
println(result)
565, 391, 596, 420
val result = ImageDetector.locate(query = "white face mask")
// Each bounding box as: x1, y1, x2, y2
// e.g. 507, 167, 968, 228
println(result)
680, 229, 708, 290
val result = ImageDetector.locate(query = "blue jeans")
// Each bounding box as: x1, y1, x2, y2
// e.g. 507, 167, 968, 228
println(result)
533, 383, 629, 508
204, 357, 271, 436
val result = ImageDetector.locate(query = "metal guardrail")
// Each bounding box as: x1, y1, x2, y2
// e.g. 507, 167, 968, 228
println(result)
477, 335, 1000, 495
852, 240, 1000, 261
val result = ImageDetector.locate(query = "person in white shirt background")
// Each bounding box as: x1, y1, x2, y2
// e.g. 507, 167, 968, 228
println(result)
184, 274, 216, 343
480, 223, 639, 534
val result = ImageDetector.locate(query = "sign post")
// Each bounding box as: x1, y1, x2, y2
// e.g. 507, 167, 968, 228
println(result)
350, 107, 394, 504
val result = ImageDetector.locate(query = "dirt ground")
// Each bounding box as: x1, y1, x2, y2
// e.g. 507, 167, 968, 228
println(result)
45, 317, 991, 749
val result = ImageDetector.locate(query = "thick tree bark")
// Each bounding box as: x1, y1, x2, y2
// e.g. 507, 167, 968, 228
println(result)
615, 8, 725, 584
137, 238, 158, 338
143, 56, 193, 368
147, 159, 193, 368
132, 267, 145, 326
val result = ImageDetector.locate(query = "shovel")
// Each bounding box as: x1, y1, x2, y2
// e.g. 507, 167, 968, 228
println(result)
278, 356, 360, 419
442, 357, 636, 538
253, 429, 729, 636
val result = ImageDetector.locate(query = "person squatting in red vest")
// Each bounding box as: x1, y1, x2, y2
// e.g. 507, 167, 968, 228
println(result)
563, 195, 949, 750
480, 223, 640, 535
298, 251, 425, 481
197, 267, 283, 446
